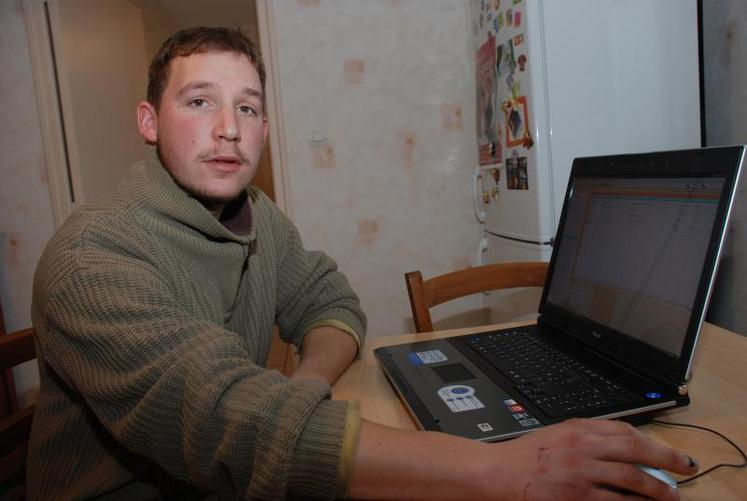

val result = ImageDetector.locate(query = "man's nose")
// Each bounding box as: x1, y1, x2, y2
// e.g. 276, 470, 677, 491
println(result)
215, 108, 240, 142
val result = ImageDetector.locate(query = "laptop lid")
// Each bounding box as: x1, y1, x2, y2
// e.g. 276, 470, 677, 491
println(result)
537, 146, 745, 388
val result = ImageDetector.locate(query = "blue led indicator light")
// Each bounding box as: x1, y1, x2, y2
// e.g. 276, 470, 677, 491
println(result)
645, 392, 662, 399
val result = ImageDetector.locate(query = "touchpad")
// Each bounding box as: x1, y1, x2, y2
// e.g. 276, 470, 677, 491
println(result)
430, 363, 475, 384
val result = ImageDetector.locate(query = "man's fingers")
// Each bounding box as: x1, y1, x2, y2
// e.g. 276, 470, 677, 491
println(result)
591, 462, 679, 501
594, 430, 697, 476
565, 419, 697, 476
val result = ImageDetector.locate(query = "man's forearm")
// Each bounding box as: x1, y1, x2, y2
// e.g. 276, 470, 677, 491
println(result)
347, 418, 698, 500
347, 420, 494, 500
291, 325, 358, 385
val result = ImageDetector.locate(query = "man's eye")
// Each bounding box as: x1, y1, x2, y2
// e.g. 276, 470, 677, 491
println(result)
188, 98, 208, 107
238, 105, 257, 115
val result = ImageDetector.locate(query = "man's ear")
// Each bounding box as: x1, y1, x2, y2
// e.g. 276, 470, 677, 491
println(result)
137, 101, 158, 144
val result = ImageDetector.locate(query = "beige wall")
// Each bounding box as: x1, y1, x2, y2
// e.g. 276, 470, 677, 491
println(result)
0, 0, 55, 405
268, 0, 485, 336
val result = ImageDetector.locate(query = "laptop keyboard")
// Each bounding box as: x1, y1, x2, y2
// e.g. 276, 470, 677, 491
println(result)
466, 330, 643, 418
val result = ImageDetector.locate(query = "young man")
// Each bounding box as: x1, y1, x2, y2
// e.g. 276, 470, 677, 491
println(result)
29, 27, 697, 500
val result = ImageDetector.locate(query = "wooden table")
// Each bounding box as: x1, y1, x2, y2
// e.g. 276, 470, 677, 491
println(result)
333, 322, 747, 500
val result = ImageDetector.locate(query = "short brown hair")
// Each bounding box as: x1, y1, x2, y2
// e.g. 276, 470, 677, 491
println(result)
147, 27, 266, 109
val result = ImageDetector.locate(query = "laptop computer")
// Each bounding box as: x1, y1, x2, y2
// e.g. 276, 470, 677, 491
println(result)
375, 146, 745, 442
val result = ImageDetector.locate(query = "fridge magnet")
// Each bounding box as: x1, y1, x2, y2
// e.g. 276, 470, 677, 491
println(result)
505, 155, 518, 189
506, 9, 513, 26
494, 0, 500, 9
517, 156, 528, 189
496, 122, 503, 159
477, 35, 499, 165
513, 0, 521, 4
513, 33, 524, 46
496, 44, 506, 77
522, 129, 534, 149
514, 11, 522, 27
511, 80, 521, 100
497, 11, 504, 29
517, 54, 527, 71
503, 96, 529, 148
480, 142, 501, 166
491, 167, 501, 200
506, 155, 529, 190
496, 40, 516, 77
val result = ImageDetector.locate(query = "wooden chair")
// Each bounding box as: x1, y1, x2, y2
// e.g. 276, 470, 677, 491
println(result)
0, 300, 36, 500
405, 261, 549, 332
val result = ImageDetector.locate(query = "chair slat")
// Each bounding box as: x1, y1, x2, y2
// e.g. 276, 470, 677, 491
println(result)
405, 262, 548, 333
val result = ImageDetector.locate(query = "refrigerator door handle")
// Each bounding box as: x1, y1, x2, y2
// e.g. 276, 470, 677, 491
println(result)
473, 166, 487, 223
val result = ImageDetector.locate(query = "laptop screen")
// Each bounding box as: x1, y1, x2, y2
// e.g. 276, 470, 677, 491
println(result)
545, 176, 724, 357
539, 146, 744, 382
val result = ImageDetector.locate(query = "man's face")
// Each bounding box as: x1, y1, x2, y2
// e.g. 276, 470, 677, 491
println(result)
137, 51, 268, 212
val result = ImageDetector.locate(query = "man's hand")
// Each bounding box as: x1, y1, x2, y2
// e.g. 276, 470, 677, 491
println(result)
290, 325, 358, 385
487, 418, 696, 500
348, 418, 698, 500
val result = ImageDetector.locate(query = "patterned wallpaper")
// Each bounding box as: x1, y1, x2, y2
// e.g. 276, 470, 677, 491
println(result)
269, 0, 486, 337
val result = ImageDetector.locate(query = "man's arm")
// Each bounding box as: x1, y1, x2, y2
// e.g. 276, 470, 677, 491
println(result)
268, 199, 366, 351
33, 239, 350, 499
348, 418, 697, 500
291, 325, 358, 384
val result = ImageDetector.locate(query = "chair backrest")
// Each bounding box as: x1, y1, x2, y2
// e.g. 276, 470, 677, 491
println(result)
405, 261, 549, 332
0, 301, 36, 498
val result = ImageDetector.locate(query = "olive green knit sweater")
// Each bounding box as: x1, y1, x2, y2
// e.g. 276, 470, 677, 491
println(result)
28, 160, 366, 500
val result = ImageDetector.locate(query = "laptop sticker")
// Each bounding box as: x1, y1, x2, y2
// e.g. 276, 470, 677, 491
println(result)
511, 412, 531, 420
437, 385, 486, 413
503, 399, 538, 423
518, 418, 540, 427
407, 349, 448, 365
477, 422, 494, 432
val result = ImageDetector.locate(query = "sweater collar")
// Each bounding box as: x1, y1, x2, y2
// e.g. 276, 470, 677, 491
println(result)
126, 158, 256, 245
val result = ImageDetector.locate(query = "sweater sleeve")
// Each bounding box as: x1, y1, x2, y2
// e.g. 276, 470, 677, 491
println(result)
35, 238, 353, 499
270, 205, 367, 350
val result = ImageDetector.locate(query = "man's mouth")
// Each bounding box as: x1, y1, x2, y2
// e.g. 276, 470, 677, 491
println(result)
205, 155, 244, 172
208, 154, 242, 163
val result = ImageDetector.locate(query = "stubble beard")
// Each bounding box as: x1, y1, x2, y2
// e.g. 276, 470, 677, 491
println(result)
156, 143, 251, 209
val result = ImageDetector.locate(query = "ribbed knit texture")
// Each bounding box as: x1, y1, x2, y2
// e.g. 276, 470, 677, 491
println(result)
28, 160, 366, 500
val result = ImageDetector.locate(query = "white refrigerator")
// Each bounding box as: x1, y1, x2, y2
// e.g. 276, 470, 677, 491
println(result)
471, 0, 702, 323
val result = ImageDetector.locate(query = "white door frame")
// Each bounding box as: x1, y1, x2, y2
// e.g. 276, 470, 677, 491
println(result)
256, 0, 292, 216
22, 0, 75, 228
22, 0, 292, 225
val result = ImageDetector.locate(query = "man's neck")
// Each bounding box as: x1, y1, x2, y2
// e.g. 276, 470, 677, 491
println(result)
204, 203, 225, 219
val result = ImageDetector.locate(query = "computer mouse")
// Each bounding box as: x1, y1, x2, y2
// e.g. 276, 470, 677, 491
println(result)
636, 465, 678, 489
